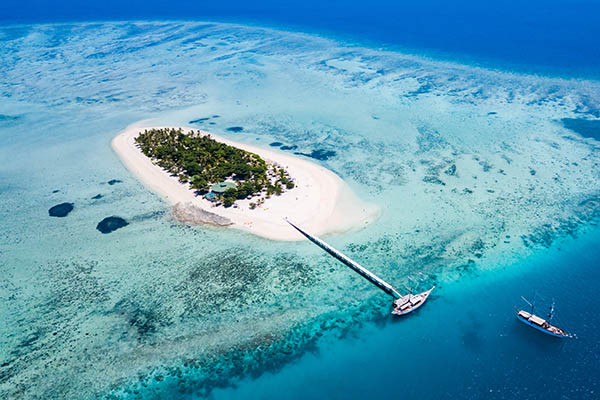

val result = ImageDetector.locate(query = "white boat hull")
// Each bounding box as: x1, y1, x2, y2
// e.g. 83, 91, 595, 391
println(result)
392, 287, 435, 316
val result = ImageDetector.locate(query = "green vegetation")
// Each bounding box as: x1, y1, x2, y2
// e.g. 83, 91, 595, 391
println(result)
277, 167, 295, 190
135, 128, 294, 206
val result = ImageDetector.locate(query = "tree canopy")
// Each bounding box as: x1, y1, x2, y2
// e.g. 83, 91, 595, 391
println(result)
135, 128, 294, 207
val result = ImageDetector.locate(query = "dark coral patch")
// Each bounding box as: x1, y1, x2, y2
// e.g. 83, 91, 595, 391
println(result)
0, 114, 20, 121
269, 142, 283, 147
0, 114, 21, 126
48, 202, 74, 217
280, 145, 298, 151
107, 179, 122, 185
444, 164, 457, 176
311, 149, 336, 160
422, 176, 446, 185
111, 298, 158, 338
294, 148, 336, 161
226, 126, 244, 132
189, 117, 210, 124
96, 216, 128, 234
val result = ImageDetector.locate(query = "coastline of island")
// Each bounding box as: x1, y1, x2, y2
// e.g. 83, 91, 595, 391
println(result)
111, 123, 380, 241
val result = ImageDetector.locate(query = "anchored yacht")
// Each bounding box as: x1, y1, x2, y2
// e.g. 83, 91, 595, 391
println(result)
516, 296, 574, 338
392, 287, 435, 315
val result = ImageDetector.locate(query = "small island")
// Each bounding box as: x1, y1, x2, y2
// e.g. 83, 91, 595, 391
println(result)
112, 123, 378, 240
135, 128, 295, 208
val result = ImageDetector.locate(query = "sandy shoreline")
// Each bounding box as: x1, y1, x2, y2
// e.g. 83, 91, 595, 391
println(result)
111, 123, 379, 241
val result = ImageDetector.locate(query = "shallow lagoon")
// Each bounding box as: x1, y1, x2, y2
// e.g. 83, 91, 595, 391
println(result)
0, 22, 599, 399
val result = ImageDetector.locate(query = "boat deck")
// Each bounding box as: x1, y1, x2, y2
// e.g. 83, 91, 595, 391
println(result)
392, 287, 434, 316
516, 310, 572, 338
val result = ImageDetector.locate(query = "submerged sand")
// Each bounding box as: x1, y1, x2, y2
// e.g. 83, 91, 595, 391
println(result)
112, 123, 379, 240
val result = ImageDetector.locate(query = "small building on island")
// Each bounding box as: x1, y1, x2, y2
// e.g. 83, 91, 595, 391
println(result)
204, 181, 237, 202
210, 181, 236, 193
204, 192, 218, 202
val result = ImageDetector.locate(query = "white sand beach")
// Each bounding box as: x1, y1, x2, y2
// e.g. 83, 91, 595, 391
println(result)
112, 123, 379, 241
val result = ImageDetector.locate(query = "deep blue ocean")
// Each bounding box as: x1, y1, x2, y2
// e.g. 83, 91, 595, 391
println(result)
1, 1, 599, 399
2, 0, 600, 78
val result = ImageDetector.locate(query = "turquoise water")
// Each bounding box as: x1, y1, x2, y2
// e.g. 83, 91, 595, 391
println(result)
213, 228, 600, 399
1, 22, 599, 399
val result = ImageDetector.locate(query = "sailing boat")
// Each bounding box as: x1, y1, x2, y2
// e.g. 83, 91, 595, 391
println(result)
516, 296, 574, 338
285, 219, 434, 316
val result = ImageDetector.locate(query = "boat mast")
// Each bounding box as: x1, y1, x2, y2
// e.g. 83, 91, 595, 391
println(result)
548, 300, 555, 322
285, 219, 403, 299
521, 296, 535, 313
